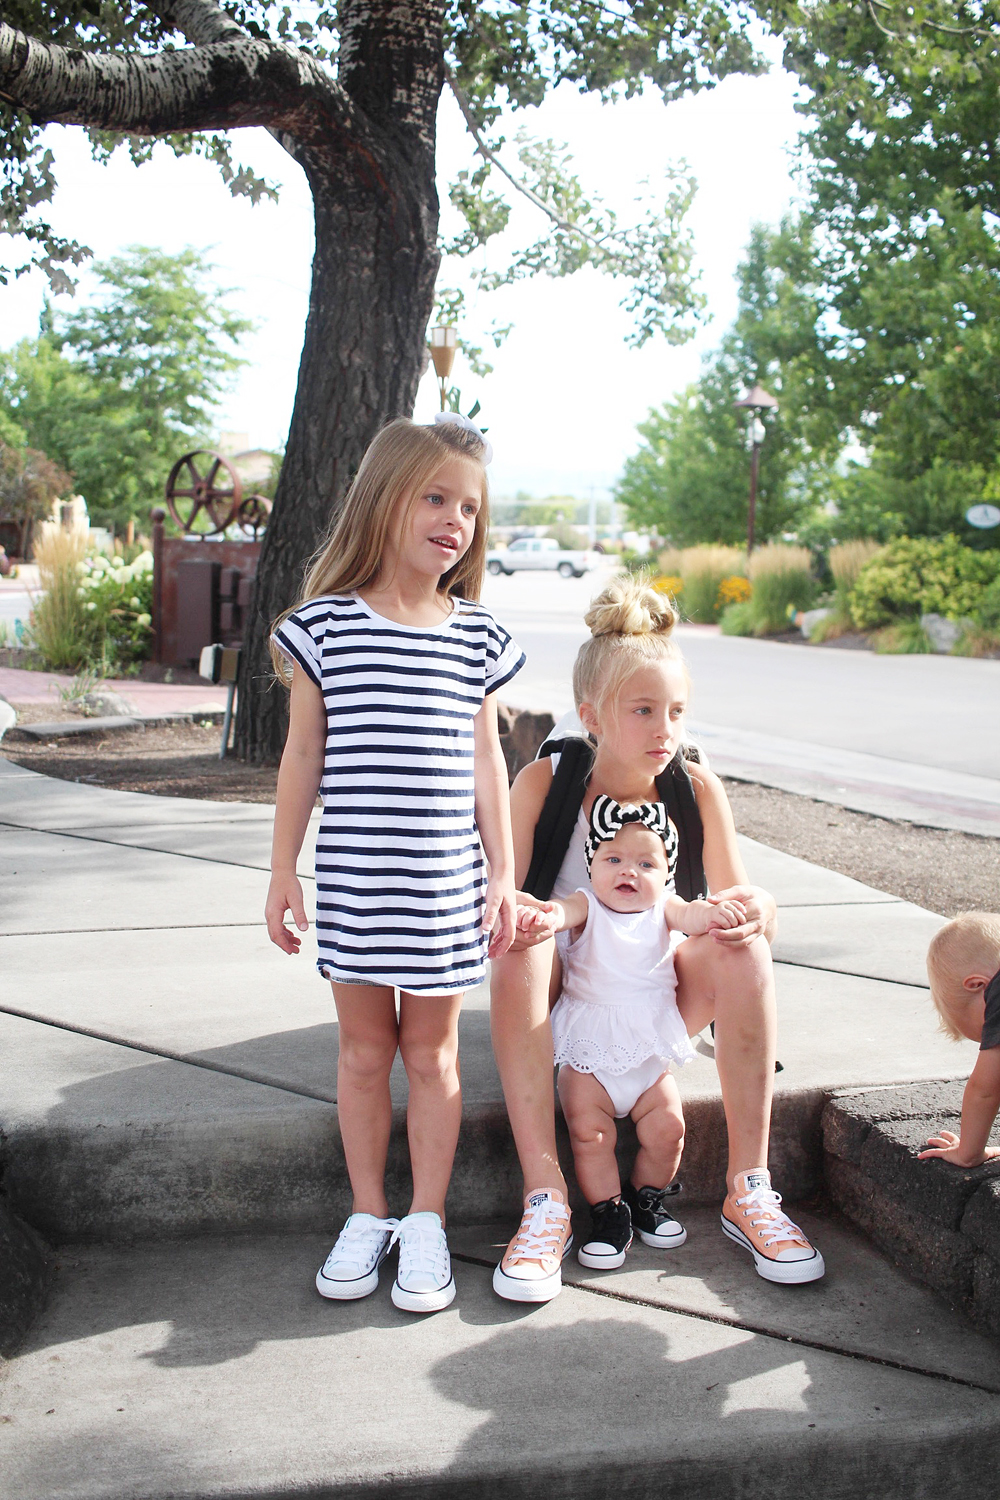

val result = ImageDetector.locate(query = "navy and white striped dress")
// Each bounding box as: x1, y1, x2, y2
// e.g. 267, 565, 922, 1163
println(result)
273, 593, 524, 994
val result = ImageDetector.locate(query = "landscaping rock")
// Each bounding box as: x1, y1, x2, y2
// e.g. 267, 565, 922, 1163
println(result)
78, 689, 137, 717
961, 1176, 1000, 1254
823, 1081, 965, 1164
799, 606, 831, 638
920, 613, 969, 654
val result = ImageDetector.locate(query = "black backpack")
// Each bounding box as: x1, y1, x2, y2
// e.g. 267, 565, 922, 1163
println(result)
522, 737, 706, 903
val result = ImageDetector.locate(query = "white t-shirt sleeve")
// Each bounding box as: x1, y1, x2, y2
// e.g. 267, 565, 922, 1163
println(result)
271, 608, 323, 688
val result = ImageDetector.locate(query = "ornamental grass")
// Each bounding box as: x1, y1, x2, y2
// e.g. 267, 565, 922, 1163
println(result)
27, 523, 90, 670
746, 543, 816, 635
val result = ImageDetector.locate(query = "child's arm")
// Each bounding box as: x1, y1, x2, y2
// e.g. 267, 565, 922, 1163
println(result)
664, 893, 747, 937
516, 890, 589, 939
265, 665, 326, 955
917, 1047, 1000, 1167
473, 692, 517, 958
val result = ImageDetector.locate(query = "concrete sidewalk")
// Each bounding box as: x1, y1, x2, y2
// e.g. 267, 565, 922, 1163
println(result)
1, 756, 996, 1497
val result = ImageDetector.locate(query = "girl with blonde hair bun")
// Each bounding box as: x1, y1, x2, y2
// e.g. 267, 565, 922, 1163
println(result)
489, 571, 825, 1301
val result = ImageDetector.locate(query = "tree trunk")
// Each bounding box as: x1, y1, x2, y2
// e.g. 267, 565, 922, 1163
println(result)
234, 130, 441, 762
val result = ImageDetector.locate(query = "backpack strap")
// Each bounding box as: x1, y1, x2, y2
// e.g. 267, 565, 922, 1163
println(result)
522, 737, 707, 904
655, 753, 706, 902
522, 738, 594, 900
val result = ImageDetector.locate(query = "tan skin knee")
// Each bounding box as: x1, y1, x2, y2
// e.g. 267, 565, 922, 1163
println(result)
399, 1036, 460, 1091
338, 1034, 397, 1089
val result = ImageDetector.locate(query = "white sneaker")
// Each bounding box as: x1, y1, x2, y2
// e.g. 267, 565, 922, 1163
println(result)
315, 1213, 399, 1300
390, 1211, 456, 1313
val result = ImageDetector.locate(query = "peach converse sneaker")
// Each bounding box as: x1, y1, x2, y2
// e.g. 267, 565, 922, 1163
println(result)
493, 1188, 573, 1302
721, 1169, 825, 1284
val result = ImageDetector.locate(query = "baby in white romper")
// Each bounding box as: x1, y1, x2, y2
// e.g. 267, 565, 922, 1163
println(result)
517, 796, 746, 1272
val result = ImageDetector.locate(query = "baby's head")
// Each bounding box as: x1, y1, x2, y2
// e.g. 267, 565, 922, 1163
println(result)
927, 912, 1000, 1042
585, 797, 676, 913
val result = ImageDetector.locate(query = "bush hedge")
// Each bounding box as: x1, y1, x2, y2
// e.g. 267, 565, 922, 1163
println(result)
849, 535, 1000, 630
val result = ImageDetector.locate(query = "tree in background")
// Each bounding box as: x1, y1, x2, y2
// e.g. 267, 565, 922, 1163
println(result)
0, 0, 765, 759
0, 247, 249, 530
0, 443, 72, 557
617, 220, 840, 544
765, 0, 1000, 544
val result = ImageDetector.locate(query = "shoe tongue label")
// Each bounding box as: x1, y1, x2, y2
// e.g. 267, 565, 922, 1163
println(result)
744, 1171, 770, 1192
528, 1191, 553, 1209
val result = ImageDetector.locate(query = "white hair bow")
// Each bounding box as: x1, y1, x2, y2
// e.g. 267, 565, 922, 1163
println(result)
433, 410, 493, 466
584, 794, 678, 872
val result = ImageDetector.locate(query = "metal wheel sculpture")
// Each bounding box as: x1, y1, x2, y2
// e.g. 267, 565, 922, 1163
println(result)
165, 450, 243, 535
236, 494, 272, 539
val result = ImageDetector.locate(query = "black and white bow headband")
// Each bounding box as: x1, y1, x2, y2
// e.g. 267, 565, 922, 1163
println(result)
584, 795, 676, 871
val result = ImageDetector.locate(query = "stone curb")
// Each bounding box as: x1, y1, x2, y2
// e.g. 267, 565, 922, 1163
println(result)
823, 1082, 1000, 1337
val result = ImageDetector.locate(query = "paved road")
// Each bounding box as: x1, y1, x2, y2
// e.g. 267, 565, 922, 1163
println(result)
482, 564, 1000, 781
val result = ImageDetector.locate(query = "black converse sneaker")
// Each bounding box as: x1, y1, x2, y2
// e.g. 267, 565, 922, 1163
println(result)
624, 1181, 687, 1249
577, 1197, 633, 1270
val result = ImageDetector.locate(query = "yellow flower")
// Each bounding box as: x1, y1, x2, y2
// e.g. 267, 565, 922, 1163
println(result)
717, 575, 752, 609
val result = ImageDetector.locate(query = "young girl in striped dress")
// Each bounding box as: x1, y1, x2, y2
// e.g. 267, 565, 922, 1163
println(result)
266, 415, 522, 1314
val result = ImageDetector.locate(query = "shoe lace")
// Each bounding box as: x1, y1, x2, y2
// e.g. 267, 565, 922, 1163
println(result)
735, 1186, 808, 1248
513, 1198, 570, 1260
334, 1216, 396, 1256
390, 1218, 449, 1279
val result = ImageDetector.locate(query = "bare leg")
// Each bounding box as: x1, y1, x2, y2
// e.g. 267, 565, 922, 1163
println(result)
332, 983, 399, 1218
490, 941, 568, 1197
673, 934, 776, 1195
557, 1067, 621, 1204
630, 1073, 685, 1190
397, 991, 464, 1221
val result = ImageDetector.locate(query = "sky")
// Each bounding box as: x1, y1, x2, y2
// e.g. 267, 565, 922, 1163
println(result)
0, 33, 806, 500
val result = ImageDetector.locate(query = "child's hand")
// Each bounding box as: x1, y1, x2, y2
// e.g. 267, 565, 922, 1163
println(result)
483, 875, 516, 959
705, 897, 747, 931
265, 871, 309, 955
917, 1129, 1000, 1168
680, 897, 746, 936
516, 903, 560, 940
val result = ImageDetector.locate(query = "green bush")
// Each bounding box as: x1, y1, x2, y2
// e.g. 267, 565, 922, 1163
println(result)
74, 551, 154, 669
849, 535, 1000, 630
872, 620, 933, 654
719, 599, 755, 636
973, 576, 1000, 631
29, 528, 154, 673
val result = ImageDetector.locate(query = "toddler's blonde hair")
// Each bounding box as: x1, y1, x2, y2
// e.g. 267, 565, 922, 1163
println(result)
927, 912, 1000, 1041
573, 573, 684, 718
271, 418, 490, 681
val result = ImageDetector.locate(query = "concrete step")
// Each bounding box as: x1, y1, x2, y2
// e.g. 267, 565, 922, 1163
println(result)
823, 1082, 1000, 1339
0, 1005, 826, 1245
2, 1211, 999, 1500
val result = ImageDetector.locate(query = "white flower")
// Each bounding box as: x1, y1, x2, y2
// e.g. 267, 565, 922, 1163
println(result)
76, 561, 89, 576
129, 596, 141, 609
85, 601, 97, 612
133, 552, 153, 572
136, 613, 151, 628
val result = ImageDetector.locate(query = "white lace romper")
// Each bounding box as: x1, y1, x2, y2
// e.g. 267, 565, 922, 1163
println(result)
551, 887, 695, 1097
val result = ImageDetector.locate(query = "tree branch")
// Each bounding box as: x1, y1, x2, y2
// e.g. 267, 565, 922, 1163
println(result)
445, 66, 607, 253
0, 24, 345, 137
155, 0, 247, 47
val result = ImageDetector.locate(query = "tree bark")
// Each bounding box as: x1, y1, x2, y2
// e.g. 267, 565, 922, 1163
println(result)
234, 5, 444, 761
1, 0, 447, 762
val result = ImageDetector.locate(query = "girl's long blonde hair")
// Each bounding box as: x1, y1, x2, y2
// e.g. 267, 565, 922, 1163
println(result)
271, 418, 490, 681
573, 573, 684, 718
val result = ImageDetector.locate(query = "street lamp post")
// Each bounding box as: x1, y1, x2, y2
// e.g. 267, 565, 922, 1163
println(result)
428, 325, 458, 412
733, 383, 778, 554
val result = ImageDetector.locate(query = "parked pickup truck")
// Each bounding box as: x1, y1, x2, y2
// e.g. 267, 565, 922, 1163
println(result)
487, 536, 600, 578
